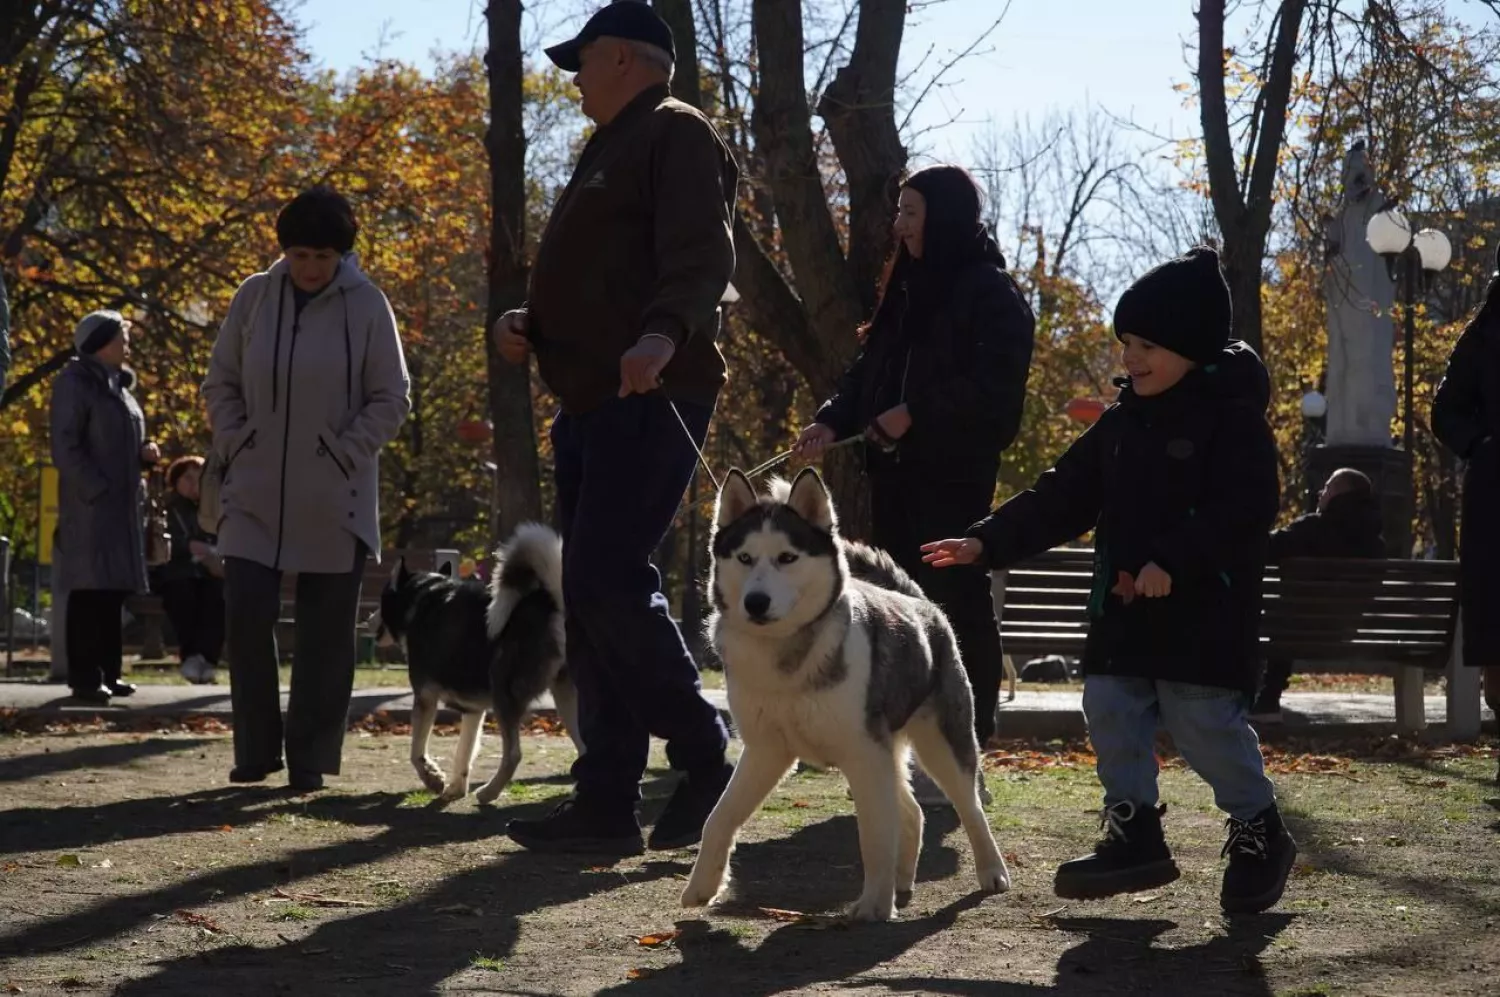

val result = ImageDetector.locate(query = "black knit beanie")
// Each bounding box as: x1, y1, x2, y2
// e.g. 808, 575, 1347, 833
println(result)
1113, 246, 1233, 364
275, 186, 357, 253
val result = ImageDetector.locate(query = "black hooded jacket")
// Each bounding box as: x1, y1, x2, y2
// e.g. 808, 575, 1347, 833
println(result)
814, 236, 1035, 479
1268, 490, 1385, 561
969, 341, 1280, 694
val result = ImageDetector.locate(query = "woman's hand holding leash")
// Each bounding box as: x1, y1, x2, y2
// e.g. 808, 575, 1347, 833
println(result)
795, 423, 836, 460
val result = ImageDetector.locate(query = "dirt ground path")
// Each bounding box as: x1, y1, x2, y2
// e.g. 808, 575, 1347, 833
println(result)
1, 728, 1496, 996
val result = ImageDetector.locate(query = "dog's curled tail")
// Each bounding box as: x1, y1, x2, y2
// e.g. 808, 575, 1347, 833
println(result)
843, 540, 926, 601
487, 522, 564, 639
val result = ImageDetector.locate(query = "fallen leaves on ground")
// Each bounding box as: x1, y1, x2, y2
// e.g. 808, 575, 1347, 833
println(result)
174, 909, 224, 933
635, 929, 681, 948
1, 708, 570, 738
980, 735, 1495, 777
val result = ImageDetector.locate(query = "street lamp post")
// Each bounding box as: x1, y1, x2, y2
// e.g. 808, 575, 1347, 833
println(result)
1364, 208, 1452, 457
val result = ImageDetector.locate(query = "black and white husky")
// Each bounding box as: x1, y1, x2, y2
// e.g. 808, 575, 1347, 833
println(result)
370, 524, 582, 805
682, 468, 1010, 922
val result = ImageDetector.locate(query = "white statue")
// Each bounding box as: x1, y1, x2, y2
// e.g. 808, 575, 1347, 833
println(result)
1322, 142, 1397, 448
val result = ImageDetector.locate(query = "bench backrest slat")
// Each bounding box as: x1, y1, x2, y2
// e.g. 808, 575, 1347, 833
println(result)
998, 550, 1461, 667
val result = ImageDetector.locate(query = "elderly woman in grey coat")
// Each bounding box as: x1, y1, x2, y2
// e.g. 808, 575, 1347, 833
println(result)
50, 311, 161, 704
203, 186, 410, 791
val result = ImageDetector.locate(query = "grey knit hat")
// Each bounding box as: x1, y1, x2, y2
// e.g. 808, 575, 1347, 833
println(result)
74, 310, 126, 355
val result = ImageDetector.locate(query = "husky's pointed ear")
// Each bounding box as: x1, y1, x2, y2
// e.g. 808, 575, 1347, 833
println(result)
391, 557, 407, 585
438, 560, 453, 577
787, 466, 836, 532
715, 469, 758, 527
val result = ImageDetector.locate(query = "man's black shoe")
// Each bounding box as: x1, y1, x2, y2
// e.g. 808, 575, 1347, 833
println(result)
649, 762, 734, 851
507, 796, 645, 856
106, 681, 137, 698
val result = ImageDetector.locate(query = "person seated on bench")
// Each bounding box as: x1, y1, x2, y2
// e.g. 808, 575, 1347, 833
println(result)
1250, 467, 1385, 722
151, 456, 225, 685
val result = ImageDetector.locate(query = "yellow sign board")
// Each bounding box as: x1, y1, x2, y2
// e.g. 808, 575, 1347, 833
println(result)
39, 465, 58, 566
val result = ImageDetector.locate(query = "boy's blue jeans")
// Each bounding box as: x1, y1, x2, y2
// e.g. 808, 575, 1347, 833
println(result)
1082, 676, 1276, 822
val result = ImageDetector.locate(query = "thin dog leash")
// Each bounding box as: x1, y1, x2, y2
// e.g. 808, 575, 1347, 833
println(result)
522, 322, 862, 489
659, 384, 864, 491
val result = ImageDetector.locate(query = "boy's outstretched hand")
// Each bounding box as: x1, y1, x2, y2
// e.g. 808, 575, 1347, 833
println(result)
1135, 561, 1172, 598
921, 537, 984, 568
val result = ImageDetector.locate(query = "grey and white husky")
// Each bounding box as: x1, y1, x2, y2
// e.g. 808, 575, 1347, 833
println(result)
681, 468, 1010, 921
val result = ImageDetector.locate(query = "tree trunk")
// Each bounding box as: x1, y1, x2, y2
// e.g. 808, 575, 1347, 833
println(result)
485, 0, 543, 543
655, 1, 906, 539
1196, 0, 1306, 357
652, 0, 702, 109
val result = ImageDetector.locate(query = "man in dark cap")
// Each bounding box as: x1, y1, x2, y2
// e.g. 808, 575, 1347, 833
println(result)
495, 1, 739, 856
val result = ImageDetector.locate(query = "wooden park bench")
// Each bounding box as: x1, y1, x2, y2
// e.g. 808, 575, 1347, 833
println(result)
994, 548, 1479, 738
125, 547, 456, 665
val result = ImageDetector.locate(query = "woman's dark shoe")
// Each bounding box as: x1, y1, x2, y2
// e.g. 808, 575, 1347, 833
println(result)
229, 761, 285, 784
106, 681, 138, 698
288, 770, 325, 792
69, 686, 112, 706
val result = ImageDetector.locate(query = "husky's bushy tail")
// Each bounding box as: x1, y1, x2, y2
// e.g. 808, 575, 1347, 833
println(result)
843, 540, 926, 601
486, 523, 564, 639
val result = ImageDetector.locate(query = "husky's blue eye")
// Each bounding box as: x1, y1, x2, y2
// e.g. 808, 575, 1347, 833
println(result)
777, 553, 799, 565
737, 552, 753, 565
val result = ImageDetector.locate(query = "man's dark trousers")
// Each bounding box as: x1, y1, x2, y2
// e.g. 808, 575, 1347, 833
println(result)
552, 392, 729, 808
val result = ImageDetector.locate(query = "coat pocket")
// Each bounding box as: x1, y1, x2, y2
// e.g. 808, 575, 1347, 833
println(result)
316, 433, 351, 480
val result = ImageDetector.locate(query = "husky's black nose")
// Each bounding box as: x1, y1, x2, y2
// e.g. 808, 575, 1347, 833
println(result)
743, 591, 772, 620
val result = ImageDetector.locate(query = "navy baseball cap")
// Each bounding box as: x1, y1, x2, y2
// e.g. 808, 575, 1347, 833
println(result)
544, 1, 676, 73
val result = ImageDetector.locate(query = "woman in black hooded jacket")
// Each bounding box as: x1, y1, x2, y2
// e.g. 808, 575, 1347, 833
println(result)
795, 164, 1036, 755
1432, 255, 1500, 766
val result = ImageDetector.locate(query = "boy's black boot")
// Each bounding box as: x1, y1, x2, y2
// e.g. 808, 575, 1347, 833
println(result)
1220, 803, 1298, 914
1054, 801, 1181, 900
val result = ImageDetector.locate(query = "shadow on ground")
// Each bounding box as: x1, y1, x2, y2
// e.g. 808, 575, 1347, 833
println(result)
0, 736, 217, 785
861, 915, 1295, 997
0, 798, 966, 994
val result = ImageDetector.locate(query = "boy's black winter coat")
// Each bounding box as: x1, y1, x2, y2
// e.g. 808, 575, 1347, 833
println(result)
970, 341, 1280, 695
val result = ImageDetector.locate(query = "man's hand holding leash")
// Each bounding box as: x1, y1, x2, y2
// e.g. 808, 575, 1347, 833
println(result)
620, 334, 675, 397
493, 309, 531, 365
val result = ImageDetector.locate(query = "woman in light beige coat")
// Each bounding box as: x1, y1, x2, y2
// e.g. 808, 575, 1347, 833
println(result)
203, 186, 410, 790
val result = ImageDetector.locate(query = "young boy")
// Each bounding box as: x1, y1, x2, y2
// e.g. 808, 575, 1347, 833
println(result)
921, 247, 1296, 914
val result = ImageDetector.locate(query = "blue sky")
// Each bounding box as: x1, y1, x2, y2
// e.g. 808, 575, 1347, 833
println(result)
295, 0, 1205, 160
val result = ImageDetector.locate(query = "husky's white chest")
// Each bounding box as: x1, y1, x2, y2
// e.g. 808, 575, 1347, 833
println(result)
718, 626, 870, 770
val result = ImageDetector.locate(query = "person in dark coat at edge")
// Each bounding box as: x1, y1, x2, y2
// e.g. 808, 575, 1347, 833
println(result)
1432, 247, 1500, 784
794, 164, 1036, 804
50, 311, 161, 704
492, 2, 737, 855
920, 247, 1297, 915
1248, 467, 1385, 722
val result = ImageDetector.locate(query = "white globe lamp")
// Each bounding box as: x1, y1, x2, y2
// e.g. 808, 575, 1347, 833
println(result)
1366, 208, 1412, 256
1412, 228, 1452, 274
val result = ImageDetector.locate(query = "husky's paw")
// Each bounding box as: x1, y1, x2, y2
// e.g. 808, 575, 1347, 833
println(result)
415, 759, 446, 794
679, 872, 726, 909
436, 781, 469, 805
847, 892, 896, 922
976, 862, 1011, 894
473, 781, 507, 805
